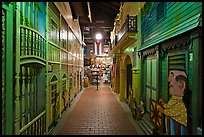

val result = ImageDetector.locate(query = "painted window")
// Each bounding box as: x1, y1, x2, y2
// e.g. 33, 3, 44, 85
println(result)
20, 2, 46, 37
61, 17, 68, 49
37, 2, 46, 37
51, 84, 57, 104
68, 28, 71, 52
50, 75, 59, 124
51, 19, 58, 44
69, 74, 72, 87
62, 74, 67, 91
168, 53, 186, 71
157, 2, 165, 21
50, 75, 58, 105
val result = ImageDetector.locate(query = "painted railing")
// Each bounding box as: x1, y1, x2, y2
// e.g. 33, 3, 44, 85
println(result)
20, 25, 46, 60
117, 15, 137, 43
48, 41, 60, 63
19, 111, 46, 135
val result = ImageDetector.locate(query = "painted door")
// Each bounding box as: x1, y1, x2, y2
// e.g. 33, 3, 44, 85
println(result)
126, 64, 132, 100
50, 75, 58, 127
146, 58, 157, 113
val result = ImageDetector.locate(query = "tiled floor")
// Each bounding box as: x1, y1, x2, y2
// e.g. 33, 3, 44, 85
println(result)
49, 82, 145, 135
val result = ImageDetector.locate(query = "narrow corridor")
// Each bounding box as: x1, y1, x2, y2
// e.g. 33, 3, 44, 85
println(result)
49, 82, 144, 135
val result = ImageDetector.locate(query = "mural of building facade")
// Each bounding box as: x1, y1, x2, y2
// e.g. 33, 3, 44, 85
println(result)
2, 2, 202, 135
138, 2, 202, 135
2, 2, 84, 135
109, 2, 202, 135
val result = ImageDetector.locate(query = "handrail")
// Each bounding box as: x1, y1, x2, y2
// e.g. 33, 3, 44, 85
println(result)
20, 25, 46, 40
19, 111, 46, 135
20, 25, 46, 60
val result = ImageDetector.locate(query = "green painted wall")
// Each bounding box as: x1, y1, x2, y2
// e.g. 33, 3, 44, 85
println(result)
2, 2, 83, 135
140, 2, 202, 51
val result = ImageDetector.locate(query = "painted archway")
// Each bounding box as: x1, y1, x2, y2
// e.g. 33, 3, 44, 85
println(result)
49, 74, 59, 130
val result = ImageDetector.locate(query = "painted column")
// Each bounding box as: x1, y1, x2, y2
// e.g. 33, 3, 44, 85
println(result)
59, 13, 62, 117
132, 68, 140, 105
14, 2, 21, 135
45, 2, 49, 135
2, 7, 6, 135
119, 51, 126, 101
111, 56, 116, 93
21, 2, 25, 56
27, 67, 31, 122
134, 5, 142, 106
115, 52, 121, 94
27, 2, 31, 55
2, 2, 14, 134
21, 66, 26, 127
191, 29, 201, 135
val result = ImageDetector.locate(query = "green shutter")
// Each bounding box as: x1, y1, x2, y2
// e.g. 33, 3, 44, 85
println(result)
168, 53, 186, 71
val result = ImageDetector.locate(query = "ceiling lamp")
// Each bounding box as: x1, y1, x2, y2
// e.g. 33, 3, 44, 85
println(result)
95, 33, 102, 40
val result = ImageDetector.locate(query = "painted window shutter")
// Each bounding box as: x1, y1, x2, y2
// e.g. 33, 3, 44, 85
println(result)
168, 53, 186, 71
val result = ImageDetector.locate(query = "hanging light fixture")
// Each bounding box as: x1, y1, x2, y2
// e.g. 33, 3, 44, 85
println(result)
95, 33, 102, 40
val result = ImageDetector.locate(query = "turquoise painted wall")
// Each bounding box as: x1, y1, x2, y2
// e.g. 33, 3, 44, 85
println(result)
140, 2, 202, 50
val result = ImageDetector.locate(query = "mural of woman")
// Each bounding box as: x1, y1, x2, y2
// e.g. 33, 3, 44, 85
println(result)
159, 70, 188, 135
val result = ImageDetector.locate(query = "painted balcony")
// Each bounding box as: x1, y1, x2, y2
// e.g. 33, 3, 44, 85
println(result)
110, 35, 117, 50
19, 111, 46, 135
109, 15, 137, 56
20, 25, 46, 65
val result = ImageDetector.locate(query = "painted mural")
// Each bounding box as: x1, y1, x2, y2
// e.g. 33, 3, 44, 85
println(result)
159, 70, 188, 135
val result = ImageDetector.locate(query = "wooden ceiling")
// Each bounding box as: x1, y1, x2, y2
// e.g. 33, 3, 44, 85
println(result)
69, 2, 120, 46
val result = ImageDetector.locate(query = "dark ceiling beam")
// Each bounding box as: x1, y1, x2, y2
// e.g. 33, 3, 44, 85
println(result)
72, 2, 85, 16
92, 5, 117, 18
97, 2, 120, 12
70, 2, 86, 19
87, 2, 92, 23
80, 21, 114, 28
75, 2, 119, 49
110, 2, 121, 7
